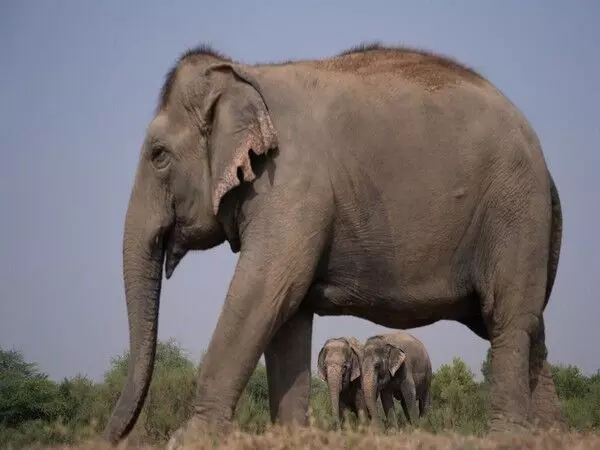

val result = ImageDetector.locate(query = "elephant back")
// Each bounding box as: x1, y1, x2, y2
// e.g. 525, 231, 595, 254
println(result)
383, 332, 431, 372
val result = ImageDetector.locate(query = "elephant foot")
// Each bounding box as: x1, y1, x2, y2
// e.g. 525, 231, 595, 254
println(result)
386, 417, 399, 430
529, 363, 568, 432
368, 419, 386, 433
166, 414, 232, 450
529, 416, 568, 433
487, 413, 532, 439
356, 410, 370, 428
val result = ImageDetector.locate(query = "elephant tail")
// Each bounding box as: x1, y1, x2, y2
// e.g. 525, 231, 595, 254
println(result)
544, 172, 562, 310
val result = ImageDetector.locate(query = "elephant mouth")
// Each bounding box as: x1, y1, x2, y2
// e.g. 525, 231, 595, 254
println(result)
164, 225, 188, 279
162, 214, 230, 279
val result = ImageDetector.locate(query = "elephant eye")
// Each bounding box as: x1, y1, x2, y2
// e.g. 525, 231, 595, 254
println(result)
151, 146, 171, 170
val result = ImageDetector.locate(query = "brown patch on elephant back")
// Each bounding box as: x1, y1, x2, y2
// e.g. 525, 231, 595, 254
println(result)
317, 42, 487, 91
156, 41, 488, 114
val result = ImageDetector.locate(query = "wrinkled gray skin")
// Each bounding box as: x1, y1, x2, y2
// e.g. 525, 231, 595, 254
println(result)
317, 337, 369, 426
361, 333, 432, 429
102, 42, 565, 448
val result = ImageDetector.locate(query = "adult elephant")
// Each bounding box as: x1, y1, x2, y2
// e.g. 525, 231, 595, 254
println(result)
361, 332, 432, 428
317, 337, 369, 426
102, 42, 565, 447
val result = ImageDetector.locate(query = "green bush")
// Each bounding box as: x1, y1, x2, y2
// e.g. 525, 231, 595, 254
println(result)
96, 339, 198, 444
556, 366, 600, 431
553, 364, 590, 400
234, 364, 270, 433
0, 350, 66, 428
421, 357, 488, 436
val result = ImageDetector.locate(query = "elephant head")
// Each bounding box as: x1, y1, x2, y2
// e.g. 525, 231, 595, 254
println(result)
361, 336, 406, 424
317, 337, 362, 423
103, 49, 278, 444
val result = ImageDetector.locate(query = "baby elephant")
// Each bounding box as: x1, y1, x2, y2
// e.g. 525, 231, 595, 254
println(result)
361, 332, 432, 428
317, 337, 370, 426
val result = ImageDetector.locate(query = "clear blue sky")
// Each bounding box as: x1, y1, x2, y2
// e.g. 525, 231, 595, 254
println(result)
1, 1, 598, 382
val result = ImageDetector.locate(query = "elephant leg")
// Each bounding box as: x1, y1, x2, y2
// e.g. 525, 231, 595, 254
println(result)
381, 387, 397, 428
528, 317, 567, 431
398, 375, 419, 425
458, 314, 489, 341
396, 393, 409, 427
355, 390, 370, 425
264, 307, 313, 426
485, 314, 536, 433
340, 403, 352, 426
418, 387, 430, 418
166, 200, 329, 450
482, 288, 545, 432
477, 198, 551, 434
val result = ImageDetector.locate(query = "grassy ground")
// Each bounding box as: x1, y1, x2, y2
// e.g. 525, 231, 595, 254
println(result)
4, 344, 599, 449
24, 426, 600, 450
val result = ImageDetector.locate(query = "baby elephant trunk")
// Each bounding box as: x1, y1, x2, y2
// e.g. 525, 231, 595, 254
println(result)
326, 366, 342, 426
361, 365, 381, 428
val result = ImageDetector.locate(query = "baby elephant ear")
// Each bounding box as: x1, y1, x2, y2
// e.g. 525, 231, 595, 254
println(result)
345, 337, 363, 382
209, 79, 278, 216
350, 353, 361, 382
317, 346, 328, 381
388, 346, 406, 377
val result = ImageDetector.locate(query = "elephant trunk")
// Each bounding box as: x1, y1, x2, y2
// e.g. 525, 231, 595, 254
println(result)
327, 367, 342, 426
103, 184, 169, 445
362, 365, 380, 427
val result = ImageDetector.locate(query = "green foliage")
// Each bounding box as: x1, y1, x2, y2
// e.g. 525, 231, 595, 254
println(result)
0, 349, 66, 428
0, 349, 97, 448
552, 364, 590, 399
0, 342, 598, 449
234, 365, 270, 433
58, 375, 103, 425
422, 357, 488, 436
480, 348, 492, 386
552, 364, 600, 431
0, 349, 40, 377
97, 338, 198, 444
308, 376, 336, 429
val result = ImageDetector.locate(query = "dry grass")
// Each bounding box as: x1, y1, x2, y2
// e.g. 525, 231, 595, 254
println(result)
27, 426, 600, 450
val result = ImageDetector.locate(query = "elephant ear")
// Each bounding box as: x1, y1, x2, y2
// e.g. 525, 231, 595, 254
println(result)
346, 337, 363, 357
345, 337, 363, 382
317, 346, 328, 381
350, 352, 361, 382
388, 345, 406, 377
207, 65, 278, 216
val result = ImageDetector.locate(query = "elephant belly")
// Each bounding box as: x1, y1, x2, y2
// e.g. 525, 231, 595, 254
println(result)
304, 281, 479, 330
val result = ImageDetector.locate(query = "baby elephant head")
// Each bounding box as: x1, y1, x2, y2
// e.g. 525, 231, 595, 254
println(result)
361, 337, 406, 405
318, 337, 362, 387
317, 337, 363, 420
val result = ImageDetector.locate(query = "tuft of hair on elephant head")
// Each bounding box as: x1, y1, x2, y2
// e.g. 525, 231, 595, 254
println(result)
317, 337, 369, 425
361, 332, 432, 429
